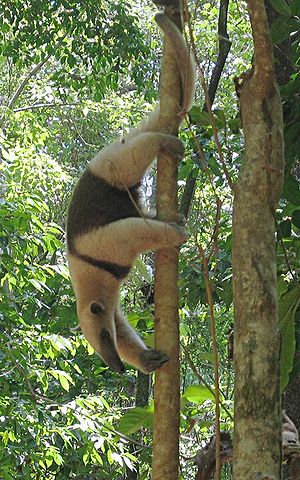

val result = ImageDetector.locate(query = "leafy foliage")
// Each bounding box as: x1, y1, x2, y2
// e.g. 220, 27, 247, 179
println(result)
0, 0, 155, 99
0, 0, 299, 478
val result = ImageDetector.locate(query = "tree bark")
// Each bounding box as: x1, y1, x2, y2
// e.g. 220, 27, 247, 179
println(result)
152, 5, 183, 480
232, 1, 284, 479
264, 8, 300, 479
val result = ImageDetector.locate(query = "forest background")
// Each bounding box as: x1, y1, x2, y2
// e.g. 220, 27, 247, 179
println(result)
0, 0, 299, 479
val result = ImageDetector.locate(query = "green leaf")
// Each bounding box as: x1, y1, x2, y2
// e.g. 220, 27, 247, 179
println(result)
123, 454, 135, 471
197, 352, 214, 363
59, 376, 70, 392
277, 276, 289, 299
282, 174, 300, 205
52, 449, 64, 466
285, 122, 300, 145
228, 116, 241, 134
292, 210, 300, 228
67, 55, 76, 68
291, 0, 300, 15
269, 0, 291, 16
134, 258, 152, 283
279, 285, 300, 391
111, 452, 123, 466
182, 384, 215, 404
28, 278, 46, 292
118, 406, 154, 434
277, 219, 292, 238
270, 17, 298, 44
82, 451, 90, 466
214, 109, 226, 129
48, 369, 74, 391
209, 158, 222, 176
8, 430, 16, 442
189, 106, 211, 126
45, 457, 53, 468
143, 332, 155, 349
106, 449, 113, 465
90, 448, 103, 465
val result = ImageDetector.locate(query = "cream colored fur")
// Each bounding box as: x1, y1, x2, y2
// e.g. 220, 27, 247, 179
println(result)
74, 218, 187, 264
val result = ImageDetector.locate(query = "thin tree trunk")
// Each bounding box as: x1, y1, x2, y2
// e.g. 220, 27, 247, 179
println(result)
232, 1, 284, 479
152, 4, 183, 480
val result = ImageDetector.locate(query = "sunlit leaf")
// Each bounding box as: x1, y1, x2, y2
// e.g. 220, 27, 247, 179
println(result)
118, 406, 153, 434
182, 385, 215, 404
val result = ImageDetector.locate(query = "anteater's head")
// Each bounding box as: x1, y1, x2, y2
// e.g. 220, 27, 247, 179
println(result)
78, 300, 125, 374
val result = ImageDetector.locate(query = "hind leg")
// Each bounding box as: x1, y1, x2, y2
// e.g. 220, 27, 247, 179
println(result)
89, 132, 184, 187
115, 308, 168, 374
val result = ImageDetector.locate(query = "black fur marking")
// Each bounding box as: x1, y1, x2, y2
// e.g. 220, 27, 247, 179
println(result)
67, 168, 141, 251
77, 254, 131, 279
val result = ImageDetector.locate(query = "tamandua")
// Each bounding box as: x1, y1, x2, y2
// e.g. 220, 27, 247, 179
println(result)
67, 13, 195, 374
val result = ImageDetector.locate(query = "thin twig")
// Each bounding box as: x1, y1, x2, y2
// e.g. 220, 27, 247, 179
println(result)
207, 197, 222, 261
199, 250, 222, 480
13, 102, 80, 112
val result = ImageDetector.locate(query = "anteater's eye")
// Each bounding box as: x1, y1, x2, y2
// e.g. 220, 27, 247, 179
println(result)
90, 302, 105, 315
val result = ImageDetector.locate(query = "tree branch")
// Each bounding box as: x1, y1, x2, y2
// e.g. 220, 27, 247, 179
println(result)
207, 0, 232, 108
180, 0, 231, 219
13, 102, 80, 113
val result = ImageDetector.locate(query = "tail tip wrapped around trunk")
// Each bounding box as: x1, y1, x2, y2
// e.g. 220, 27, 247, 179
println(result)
155, 12, 196, 113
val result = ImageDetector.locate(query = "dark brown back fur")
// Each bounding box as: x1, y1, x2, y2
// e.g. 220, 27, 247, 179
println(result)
67, 168, 141, 252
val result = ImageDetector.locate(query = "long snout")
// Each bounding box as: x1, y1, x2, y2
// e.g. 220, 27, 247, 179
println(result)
99, 328, 125, 373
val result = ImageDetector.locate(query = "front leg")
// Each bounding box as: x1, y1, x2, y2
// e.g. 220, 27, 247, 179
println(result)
75, 218, 187, 265
115, 308, 168, 374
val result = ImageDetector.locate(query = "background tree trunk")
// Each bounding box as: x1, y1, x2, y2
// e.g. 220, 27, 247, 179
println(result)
232, 0, 284, 478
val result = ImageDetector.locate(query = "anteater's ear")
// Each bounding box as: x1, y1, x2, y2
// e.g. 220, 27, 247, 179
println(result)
90, 302, 106, 315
